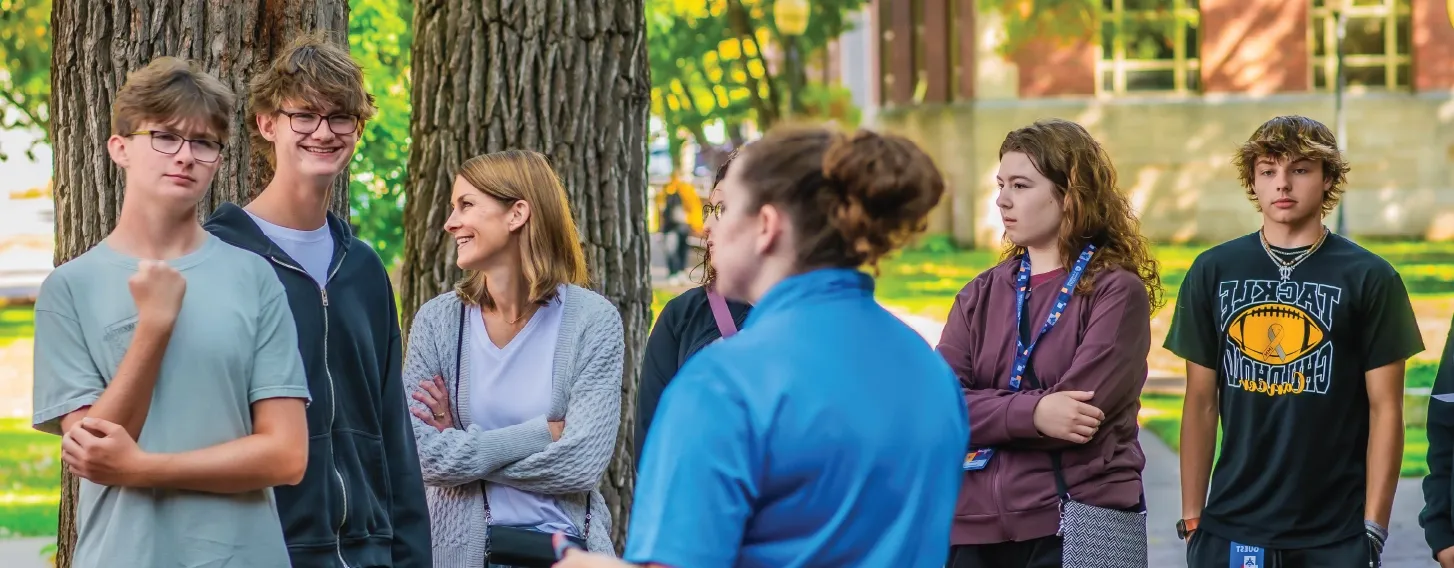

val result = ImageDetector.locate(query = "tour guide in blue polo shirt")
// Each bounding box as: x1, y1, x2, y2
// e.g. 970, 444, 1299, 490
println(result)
554, 125, 969, 567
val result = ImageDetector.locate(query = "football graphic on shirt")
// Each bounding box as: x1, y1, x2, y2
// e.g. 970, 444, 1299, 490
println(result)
1226, 303, 1325, 366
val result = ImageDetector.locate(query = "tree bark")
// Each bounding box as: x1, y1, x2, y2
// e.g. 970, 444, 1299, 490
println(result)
48, 2, 348, 566
401, 0, 651, 552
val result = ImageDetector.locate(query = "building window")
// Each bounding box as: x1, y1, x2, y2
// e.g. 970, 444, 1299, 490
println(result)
1098, 0, 1201, 95
1309, 0, 1411, 91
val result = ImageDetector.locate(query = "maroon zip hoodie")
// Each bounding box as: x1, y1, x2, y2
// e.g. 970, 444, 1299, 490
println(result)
937, 259, 1150, 545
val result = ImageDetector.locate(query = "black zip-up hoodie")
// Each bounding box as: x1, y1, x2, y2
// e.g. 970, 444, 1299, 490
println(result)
1421, 313, 1454, 561
206, 203, 431, 568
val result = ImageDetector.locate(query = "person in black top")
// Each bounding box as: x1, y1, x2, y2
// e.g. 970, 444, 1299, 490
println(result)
1165, 115, 1423, 568
635, 151, 752, 469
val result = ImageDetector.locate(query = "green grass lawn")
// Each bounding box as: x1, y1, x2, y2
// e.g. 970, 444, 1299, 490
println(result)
0, 304, 35, 349
1139, 393, 1430, 478
0, 418, 59, 538
873, 236, 1454, 320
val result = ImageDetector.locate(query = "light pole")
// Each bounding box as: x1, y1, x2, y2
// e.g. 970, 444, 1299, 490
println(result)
1333, 1, 1349, 235
773, 0, 810, 118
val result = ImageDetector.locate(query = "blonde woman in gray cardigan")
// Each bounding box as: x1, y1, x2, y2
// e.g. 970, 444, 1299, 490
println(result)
405, 150, 624, 567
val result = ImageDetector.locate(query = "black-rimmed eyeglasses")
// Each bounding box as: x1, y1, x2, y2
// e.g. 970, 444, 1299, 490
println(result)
126, 130, 224, 163
278, 110, 360, 135
703, 202, 725, 220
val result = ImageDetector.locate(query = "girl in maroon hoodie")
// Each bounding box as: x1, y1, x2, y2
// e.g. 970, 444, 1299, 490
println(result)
937, 118, 1164, 568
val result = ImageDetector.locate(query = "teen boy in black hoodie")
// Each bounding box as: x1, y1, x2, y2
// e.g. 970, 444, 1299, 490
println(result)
1422, 318, 1454, 567
205, 34, 431, 567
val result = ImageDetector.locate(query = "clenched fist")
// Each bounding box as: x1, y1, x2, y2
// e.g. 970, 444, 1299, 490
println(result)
129, 260, 186, 327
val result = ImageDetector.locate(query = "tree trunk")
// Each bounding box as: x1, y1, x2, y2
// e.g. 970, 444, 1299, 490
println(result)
48, 2, 349, 566
400, 0, 651, 552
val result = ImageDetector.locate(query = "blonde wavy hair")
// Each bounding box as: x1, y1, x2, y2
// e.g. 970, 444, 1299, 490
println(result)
453, 150, 588, 309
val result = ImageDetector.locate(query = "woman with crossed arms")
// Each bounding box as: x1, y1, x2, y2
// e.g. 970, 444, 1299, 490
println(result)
407, 150, 624, 566
939, 118, 1162, 568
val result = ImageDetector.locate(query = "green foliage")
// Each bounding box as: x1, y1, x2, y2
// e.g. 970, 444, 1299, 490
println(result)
348, 0, 412, 269
647, 0, 754, 165
0, 0, 52, 160
646, 0, 866, 160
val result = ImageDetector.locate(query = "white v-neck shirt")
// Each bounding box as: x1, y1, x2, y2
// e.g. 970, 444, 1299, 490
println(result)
467, 293, 576, 534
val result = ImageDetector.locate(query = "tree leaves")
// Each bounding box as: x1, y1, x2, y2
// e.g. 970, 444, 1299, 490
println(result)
347, 0, 413, 269
0, 0, 52, 161
646, 0, 866, 165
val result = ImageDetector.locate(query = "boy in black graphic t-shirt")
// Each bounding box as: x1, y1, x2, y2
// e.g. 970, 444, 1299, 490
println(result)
1165, 115, 1423, 568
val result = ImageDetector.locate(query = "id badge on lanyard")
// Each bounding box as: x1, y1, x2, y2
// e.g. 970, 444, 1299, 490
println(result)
963, 244, 1095, 471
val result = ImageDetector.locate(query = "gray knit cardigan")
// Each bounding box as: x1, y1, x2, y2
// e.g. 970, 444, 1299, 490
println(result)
403, 286, 624, 567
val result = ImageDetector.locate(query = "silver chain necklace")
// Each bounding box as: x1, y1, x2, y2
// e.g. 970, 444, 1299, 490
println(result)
1259, 226, 1329, 281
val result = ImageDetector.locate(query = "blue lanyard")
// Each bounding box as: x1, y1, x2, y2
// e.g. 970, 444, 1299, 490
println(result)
964, 243, 1096, 471
1008, 243, 1096, 391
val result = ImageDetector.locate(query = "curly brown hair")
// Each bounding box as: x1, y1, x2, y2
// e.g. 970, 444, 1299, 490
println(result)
997, 119, 1165, 312
1233, 115, 1350, 217
736, 125, 946, 273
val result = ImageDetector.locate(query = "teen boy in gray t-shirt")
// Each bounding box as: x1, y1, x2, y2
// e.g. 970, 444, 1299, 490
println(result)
30, 57, 311, 567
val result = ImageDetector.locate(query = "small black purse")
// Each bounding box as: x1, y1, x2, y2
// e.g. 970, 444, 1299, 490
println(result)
451, 306, 591, 567
484, 523, 587, 567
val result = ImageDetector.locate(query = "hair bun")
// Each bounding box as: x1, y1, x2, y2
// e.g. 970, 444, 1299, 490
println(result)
820, 130, 946, 266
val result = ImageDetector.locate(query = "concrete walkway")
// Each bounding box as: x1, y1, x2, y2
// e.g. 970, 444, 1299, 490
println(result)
0, 195, 53, 301
0, 537, 50, 568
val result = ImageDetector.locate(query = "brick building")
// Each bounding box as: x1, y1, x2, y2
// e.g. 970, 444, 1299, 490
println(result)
859, 0, 1454, 246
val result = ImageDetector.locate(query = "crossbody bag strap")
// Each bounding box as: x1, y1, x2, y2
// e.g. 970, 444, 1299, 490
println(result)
1019, 362, 1072, 501
450, 306, 500, 553
706, 288, 737, 338
1023, 361, 1147, 512
452, 303, 465, 428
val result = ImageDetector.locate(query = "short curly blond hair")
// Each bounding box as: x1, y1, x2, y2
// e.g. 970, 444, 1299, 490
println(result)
1233, 115, 1351, 217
